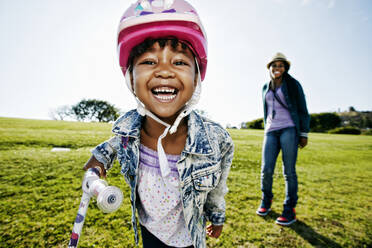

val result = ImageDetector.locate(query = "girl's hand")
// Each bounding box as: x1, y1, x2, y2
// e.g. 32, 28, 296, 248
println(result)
206, 224, 223, 238
299, 137, 308, 149
83, 156, 107, 178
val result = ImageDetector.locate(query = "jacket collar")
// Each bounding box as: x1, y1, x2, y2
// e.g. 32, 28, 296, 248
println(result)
111, 109, 214, 155
184, 111, 214, 155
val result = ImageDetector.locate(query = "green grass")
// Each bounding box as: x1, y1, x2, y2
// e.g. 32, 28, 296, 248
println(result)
0, 117, 371, 247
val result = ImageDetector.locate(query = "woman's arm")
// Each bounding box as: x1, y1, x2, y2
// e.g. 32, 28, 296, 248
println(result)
296, 82, 310, 137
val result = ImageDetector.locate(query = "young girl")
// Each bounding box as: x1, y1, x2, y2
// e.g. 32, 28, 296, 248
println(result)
84, 1, 234, 247
256, 52, 310, 226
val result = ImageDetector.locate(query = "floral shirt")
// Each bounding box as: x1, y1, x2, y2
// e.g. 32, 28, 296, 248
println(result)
137, 145, 193, 247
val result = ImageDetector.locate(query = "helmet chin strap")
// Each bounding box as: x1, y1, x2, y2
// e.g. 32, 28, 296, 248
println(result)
124, 59, 201, 188
169, 70, 201, 134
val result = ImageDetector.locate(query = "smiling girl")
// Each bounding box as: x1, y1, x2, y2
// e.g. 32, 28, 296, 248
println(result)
83, 1, 234, 247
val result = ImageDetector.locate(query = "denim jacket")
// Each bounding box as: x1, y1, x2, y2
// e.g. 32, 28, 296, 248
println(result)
92, 109, 234, 248
262, 73, 310, 137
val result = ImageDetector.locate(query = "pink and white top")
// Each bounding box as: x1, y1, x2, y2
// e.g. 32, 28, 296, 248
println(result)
137, 144, 193, 247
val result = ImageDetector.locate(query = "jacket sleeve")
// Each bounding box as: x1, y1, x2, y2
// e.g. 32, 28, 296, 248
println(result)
296, 82, 310, 137
262, 83, 269, 125
91, 136, 120, 170
204, 131, 234, 225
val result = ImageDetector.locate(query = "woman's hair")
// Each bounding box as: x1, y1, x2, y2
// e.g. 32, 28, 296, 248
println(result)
128, 38, 193, 73
283, 61, 290, 72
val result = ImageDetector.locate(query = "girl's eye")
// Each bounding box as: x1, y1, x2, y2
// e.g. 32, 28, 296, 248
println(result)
140, 60, 156, 65
174, 61, 188, 66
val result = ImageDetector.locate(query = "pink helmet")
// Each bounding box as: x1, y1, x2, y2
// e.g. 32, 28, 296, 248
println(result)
117, 0, 208, 81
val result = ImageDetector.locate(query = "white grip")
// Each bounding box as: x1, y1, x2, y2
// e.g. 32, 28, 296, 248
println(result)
68, 167, 123, 247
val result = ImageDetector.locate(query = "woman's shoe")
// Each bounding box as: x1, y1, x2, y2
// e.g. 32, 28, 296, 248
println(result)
256, 199, 272, 216
275, 208, 296, 226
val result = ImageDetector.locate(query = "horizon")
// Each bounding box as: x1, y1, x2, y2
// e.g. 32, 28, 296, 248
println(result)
1, 105, 370, 128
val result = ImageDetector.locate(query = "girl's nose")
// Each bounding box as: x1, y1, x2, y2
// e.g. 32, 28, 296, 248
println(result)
155, 63, 175, 78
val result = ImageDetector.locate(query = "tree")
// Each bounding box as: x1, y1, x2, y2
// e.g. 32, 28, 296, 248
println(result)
365, 117, 372, 129
246, 118, 264, 129
71, 99, 119, 122
310, 112, 341, 132
240, 122, 247, 129
49, 105, 73, 121
349, 106, 356, 112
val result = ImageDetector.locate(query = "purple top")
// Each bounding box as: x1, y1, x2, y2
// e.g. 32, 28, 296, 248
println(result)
137, 145, 193, 247
265, 86, 295, 133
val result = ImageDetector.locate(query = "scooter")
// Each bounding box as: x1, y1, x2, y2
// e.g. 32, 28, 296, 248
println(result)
68, 167, 123, 247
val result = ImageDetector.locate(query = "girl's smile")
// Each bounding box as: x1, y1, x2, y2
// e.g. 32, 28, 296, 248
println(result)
131, 41, 197, 124
152, 86, 178, 102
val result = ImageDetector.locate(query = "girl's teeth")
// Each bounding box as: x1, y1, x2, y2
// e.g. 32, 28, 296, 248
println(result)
154, 94, 176, 101
152, 87, 177, 101
154, 87, 175, 93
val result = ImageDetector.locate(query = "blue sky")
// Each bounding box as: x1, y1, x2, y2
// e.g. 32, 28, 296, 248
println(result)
0, 0, 371, 127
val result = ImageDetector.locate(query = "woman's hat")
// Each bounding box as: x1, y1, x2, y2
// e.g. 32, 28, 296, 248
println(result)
267, 52, 291, 70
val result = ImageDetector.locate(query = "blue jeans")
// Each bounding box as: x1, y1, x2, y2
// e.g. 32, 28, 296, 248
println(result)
261, 127, 298, 208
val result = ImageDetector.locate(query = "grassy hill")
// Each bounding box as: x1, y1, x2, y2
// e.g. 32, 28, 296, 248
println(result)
0, 117, 371, 247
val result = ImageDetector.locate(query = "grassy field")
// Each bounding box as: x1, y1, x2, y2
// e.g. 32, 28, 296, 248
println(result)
0, 117, 371, 248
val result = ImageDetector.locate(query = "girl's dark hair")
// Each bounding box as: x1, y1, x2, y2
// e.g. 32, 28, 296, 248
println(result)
128, 38, 192, 73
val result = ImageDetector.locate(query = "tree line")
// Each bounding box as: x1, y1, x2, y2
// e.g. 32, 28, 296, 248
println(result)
242, 107, 372, 135
51, 100, 371, 135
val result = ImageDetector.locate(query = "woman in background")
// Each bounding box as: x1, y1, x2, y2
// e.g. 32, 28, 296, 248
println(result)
256, 52, 310, 226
